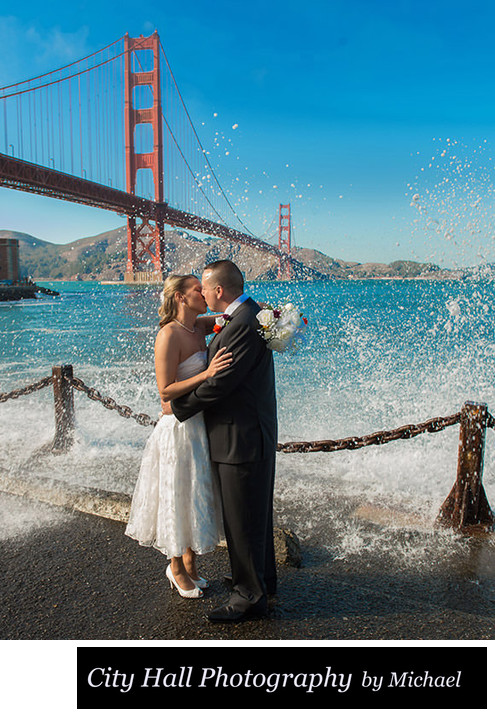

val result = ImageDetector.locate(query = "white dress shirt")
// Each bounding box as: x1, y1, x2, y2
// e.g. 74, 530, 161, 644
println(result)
224, 292, 249, 316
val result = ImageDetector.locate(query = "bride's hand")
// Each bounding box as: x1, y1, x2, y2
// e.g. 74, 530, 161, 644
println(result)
160, 400, 173, 415
206, 347, 233, 378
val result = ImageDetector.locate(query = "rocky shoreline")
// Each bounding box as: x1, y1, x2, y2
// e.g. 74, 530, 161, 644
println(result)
0, 283, 59, 301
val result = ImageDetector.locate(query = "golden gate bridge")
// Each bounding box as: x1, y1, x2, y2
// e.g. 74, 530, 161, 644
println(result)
0, 31, 328, 282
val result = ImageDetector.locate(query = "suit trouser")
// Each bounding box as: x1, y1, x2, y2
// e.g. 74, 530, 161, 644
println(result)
213, 455, 276, 605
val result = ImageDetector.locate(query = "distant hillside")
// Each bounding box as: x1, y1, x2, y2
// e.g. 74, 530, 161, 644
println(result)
0, 227, 453, 281
0, 227, 129, 281
289, 245, 453, 280
0, 230, 74, 279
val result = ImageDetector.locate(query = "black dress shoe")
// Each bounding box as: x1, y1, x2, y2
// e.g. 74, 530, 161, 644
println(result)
223, 573, 277, 596
208, 598, 268, 623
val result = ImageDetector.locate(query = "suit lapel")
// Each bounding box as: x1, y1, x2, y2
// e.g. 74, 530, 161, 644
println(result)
207, 299, 260, 363
207, 331, 221, 361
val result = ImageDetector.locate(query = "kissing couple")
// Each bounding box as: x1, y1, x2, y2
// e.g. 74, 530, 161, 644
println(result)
125, 259, 278, 623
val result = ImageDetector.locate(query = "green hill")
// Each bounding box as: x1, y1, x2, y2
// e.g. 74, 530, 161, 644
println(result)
0, 227, 450, 281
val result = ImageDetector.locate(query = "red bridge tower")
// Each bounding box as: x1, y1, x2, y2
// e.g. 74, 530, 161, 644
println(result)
124, 32, 165, 283
277, 203, 292, 280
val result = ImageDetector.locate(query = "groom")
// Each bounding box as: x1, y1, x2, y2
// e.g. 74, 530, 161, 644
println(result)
171, 259, 278, 622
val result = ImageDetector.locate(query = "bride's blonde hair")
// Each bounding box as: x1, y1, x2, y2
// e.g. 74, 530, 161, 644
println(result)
158, 274, 197, 327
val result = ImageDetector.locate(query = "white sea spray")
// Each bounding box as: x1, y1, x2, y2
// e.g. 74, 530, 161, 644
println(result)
1, 279, 495, 559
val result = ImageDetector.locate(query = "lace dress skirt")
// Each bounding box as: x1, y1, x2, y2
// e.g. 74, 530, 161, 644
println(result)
125, 410, 224, 558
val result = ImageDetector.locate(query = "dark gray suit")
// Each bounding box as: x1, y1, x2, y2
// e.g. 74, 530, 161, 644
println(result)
171, 297, 277, 607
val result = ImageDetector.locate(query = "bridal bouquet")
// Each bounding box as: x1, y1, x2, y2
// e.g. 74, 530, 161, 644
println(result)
256, 302, 308, 353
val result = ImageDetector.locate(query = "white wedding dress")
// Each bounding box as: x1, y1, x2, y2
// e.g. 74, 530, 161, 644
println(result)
125, 351, 223, 558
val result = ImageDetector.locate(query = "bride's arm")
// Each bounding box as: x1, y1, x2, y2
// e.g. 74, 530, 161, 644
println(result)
195, 314, 223, 335
155, 327, 232, 403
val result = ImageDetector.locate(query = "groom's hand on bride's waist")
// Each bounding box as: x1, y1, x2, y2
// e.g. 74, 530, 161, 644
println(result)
170, 394, 195, 422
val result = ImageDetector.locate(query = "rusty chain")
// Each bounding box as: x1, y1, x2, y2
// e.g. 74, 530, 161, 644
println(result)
67, 376, 158, 428
277, 412, 463, 453
2, 370, 495, 453
0, 375, 53, 403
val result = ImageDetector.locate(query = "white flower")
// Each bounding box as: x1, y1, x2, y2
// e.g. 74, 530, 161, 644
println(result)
256, 299, 307, 353
268, 338, 290, 352
257, 309, 276, 328
279, 313, 298, 330
278, 327, 293, 341
215, 315, 227, 327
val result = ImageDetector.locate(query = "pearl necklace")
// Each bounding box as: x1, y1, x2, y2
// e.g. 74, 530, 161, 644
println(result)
173, 318, 196, 334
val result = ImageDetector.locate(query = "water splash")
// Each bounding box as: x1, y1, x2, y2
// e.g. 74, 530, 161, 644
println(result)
2, 280, 495, 562
408, 137, 495, 269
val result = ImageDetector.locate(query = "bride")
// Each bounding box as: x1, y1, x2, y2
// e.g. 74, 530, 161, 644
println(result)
125, 274, 232, 598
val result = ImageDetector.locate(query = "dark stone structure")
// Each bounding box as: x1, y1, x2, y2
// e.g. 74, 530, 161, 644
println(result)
0, 237, 19, 284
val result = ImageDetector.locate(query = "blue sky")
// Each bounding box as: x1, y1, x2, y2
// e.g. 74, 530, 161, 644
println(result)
2, 0, 495, 266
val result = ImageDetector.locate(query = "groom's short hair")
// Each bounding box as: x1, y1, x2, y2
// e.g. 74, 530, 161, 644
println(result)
204, 259, 244, 296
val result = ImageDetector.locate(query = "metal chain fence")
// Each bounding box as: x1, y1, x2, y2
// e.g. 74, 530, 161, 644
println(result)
276, 412, 463, 453
0, 375, 53, 403
2, 370, 495, 453
67, 376, 158, 428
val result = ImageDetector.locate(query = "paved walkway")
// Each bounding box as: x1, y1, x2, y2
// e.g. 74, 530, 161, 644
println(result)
2, 491, 495, 640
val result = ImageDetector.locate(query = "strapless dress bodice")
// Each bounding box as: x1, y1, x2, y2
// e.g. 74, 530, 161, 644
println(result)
176, 350, 207, 381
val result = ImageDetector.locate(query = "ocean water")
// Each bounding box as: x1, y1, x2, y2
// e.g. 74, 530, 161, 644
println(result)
1, 278, 495, 563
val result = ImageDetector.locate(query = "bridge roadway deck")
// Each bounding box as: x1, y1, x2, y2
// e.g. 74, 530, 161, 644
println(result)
0, 152, 329, 281
1, 490, 495, 641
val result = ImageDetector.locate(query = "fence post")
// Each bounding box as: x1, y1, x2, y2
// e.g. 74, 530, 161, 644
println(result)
52, 365, 75, 452
436, 401, 494, 533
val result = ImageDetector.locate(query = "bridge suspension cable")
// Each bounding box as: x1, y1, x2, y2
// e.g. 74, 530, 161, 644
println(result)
0, 33, 262, 240
0, 38, 129, 191
158, 38, 256, 237
129, 47, 235, 231
0, 38, 131, 99
256, 213, 278, 242
0, 32, 306, 279
0, 36, 126, 92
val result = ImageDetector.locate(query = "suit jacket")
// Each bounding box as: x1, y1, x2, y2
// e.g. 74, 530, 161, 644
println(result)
171, 297, 277, 464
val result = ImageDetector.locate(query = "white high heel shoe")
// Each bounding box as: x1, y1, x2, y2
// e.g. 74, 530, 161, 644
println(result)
166, 564, 203, 599
193, 576, 209, 589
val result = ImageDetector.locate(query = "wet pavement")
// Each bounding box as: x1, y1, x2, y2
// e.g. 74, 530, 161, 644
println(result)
1, 491, 495, 640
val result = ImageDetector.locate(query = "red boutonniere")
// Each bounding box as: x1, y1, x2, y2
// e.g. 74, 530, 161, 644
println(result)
213, 314, 231, 334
